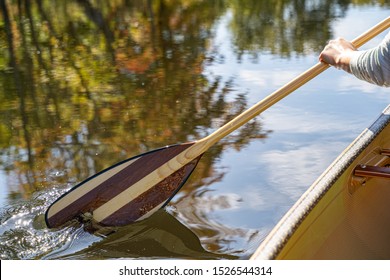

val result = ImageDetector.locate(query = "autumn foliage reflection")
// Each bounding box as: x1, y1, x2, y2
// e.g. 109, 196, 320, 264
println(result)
0, 0, 265, 197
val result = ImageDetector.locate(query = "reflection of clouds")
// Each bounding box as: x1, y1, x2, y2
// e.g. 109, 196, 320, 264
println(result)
257, 105, 363, 200
264, 104, 364, 133
258, 142, 343, 201
238, 185, 266, 210
332, 10, 388, 49
339, 75, 390, 97
173, 191, 267, 257
193, 192, 242, 211
239, 68, 301, 91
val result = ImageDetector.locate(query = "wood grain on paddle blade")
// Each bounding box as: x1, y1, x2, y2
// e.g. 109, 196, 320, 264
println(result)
45, 142, 196, 228
98, 156, 202, 226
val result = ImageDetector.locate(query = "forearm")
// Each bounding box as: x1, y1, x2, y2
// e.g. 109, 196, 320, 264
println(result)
349, 33, 390, 87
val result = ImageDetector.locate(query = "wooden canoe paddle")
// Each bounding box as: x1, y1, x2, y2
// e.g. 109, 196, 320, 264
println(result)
45, 16, 390, 228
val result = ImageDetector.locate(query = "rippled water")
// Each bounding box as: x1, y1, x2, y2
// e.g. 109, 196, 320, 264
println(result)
0, 186, 76, 259
1, 0, 390, 260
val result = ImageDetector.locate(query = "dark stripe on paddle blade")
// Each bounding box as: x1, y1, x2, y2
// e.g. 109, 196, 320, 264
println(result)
45, 142, 195, 228
99, 156, 202, 226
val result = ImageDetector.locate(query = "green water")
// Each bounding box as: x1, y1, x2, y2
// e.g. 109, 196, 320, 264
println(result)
1, 0, 389, 259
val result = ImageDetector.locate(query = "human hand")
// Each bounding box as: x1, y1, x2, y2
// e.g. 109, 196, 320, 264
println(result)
319, 38, 357, 73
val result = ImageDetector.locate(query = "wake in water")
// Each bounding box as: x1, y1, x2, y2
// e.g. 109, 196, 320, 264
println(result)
0, 186, 101, 259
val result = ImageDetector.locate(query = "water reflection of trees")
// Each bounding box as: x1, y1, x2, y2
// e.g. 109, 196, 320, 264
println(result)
0, 0, 386, 198
229, 0, 389, 60
0, 0, 264, 197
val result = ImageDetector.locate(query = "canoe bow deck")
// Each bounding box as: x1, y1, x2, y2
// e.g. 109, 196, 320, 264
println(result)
251, 105, 390, 260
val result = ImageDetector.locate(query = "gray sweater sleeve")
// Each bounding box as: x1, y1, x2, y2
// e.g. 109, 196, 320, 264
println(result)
349, 32, 390, 87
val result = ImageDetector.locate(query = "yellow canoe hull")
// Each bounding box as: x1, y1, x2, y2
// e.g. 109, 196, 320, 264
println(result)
252, 105, 390, 260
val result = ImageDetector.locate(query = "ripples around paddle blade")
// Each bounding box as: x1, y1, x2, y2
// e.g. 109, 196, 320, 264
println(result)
0, 187, 90, 259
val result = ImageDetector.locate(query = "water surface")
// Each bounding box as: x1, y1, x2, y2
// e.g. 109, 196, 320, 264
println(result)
1, 0, 390, 259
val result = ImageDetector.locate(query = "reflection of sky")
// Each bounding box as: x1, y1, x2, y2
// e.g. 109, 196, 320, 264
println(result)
333, 8, 389, 49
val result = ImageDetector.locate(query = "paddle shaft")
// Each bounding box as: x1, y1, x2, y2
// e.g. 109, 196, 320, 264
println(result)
188, 16, 390, 158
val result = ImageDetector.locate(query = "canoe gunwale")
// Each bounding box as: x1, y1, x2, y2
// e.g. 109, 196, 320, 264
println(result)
251, 104, 390, 260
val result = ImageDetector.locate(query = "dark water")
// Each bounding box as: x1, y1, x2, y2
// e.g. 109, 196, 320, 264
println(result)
1, 0, 390, 259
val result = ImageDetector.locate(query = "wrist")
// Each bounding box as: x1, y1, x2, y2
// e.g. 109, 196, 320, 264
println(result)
335, 52, 353, 73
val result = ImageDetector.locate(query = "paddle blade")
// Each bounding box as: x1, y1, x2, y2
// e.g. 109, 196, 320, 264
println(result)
45, 142, 202, 228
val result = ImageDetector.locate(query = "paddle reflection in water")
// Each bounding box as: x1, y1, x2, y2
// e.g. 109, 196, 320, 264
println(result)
0, 184, 235, 259
45, 210, 236, 260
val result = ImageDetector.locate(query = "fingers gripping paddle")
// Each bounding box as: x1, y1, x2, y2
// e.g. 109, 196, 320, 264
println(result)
45, 17, 390, 228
